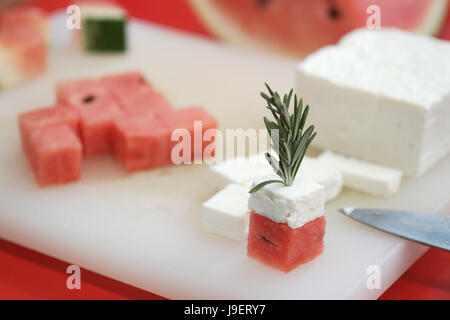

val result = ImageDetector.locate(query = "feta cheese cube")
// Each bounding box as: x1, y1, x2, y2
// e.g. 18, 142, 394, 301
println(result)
208, 153, 342, 201
296, 29, 450, 177
202, 184, 250, 240
248, 176, 324, 229
207, 153, 272, 191
299, 161, 343, 201
318, 151, 403, 196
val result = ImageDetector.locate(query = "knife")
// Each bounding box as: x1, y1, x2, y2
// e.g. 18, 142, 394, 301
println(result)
339, 207, 450, 252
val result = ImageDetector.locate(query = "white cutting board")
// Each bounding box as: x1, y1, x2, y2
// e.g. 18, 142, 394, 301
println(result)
0, 13, 449, 299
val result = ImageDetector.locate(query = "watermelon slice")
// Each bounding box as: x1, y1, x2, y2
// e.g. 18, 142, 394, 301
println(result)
247, 211, 326, 273
28, 125, 82, 186
112, 112, 171, 172
190, 0, 449, 57
18, 105, 80, 156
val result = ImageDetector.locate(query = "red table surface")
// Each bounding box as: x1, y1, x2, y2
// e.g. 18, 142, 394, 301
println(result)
0, 0, 449, 300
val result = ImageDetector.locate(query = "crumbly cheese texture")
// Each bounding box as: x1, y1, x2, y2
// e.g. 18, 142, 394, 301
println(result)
297, 28, 450, 177
248, 176, 324, 229
202, 183, 250, 241
318, 151, 403, 197
208, 153, 342, 201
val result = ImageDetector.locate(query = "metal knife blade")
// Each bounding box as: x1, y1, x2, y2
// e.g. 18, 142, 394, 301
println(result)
339, 207, 450, 252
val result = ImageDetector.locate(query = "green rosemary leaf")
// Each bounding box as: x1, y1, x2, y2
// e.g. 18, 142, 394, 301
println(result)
249, 179, 285, 193
299, 104, 310, 130
256, 84, 317, 188
292, 125, 314, 164
264, 117, 277, 136
265, 152, 281, 176
286, 89, 293, 109
265, 82, 274, 96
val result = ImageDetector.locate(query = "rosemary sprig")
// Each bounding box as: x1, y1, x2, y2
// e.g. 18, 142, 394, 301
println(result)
249, 83, 317, 193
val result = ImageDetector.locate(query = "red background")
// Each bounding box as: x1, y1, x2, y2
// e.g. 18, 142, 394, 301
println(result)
0, 0, 449, 300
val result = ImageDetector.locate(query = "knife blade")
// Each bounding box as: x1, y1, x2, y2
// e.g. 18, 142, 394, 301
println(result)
339, 207, 450, 252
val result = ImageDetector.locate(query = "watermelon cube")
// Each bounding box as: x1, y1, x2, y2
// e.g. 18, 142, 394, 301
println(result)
18, 105, 80, 155
112, 112, 171, 172
78, 102, 123, 156
55, 78, 110, 108
79, 3, 127, 52
28, 125, 82, 186
0, 28, 46, 89
0, 6, 48, 41
248, 176, 325, 272
114, 84, 172, 115
158, 107, 217, 164
247, 212, 326, 273
101, 71, 146, 92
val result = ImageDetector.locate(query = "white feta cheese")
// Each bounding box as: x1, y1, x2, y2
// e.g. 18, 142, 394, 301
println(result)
202, 183, 250, 241
317, 151, 403, 196
299, 161, 343, 201
209, 153, 342, 201
296, 28, 450, 177
207, 154, 273, 191
248, 175, 324, 229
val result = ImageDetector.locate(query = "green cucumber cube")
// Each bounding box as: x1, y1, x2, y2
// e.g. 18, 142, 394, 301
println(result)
81, 5, 127, 53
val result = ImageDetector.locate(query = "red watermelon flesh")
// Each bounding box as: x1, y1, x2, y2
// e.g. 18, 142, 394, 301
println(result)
0, 6, 48, 40
113, 84, 173, 115
101, 71, 147, 92
247, 211, 326, 272
56, 78, 123, 156
0, 28, 46, 79
78, 101, 123, 156
438, 1, 450, 39
55, 78, 111, 108
18, 105, 80, 156
112, 112, 171, 172
192, 0, 448, 57
157, 106, 218, 164
28, 125, 82, 186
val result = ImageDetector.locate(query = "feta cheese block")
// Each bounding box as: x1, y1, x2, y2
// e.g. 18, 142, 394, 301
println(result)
296, 28, 450, 177
79, 3, 127, 52
202, 183, 250, 241
208, 153, 342, 201
318, 151, 403, 197
248, 175, 324, 229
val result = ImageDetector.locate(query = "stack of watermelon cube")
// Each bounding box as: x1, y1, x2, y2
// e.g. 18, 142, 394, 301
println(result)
18, 72, 217, 186
0, 6, 48, 90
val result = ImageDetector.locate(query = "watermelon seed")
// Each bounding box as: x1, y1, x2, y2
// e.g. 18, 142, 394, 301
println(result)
83, 95, 96, 104
258, 234, 279, 247
328, 6, 341, 20
255, 0, 271, 8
